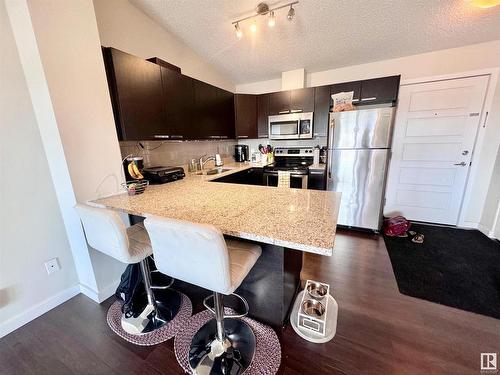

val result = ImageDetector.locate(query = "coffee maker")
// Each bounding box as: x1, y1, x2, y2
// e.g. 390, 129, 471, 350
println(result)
234, 145, 249, 162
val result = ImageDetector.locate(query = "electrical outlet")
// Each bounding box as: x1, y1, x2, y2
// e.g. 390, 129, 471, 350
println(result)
44, 258, 60, 275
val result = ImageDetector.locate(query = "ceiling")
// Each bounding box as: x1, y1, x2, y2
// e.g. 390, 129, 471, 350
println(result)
129, 0, 500, 85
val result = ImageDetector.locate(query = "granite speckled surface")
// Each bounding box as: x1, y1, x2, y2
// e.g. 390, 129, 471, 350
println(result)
92, 161, 340, 256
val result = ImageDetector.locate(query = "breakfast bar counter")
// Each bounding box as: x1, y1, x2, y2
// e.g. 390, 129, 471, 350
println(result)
93, 161, 341, 255
92, 161, 341, 327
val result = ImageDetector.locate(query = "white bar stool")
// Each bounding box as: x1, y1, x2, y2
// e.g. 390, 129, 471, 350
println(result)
144, 216, 262, 375
75, 204, 181, 335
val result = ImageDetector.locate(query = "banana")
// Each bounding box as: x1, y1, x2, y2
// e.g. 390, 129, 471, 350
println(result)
128, 161, 144, 180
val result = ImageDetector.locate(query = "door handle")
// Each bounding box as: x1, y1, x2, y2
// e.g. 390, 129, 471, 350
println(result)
154, 135, 170, 139
454, 162, 467, 166
462, 150, 469, 155
290, 109, 303, 113
169, 135, 183, 139
279, 110, 290, 114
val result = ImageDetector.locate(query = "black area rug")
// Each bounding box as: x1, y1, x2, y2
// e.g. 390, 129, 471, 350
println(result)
383, 224, 500, 319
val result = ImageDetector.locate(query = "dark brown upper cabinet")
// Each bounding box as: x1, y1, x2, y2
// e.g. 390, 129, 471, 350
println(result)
257, 94, 269, 138
360, 75, 400, 105
160, 67, 194, 140
103, 47, 165, 141
146, 57, 181, 73
313, 86, 330, 137
291, 88, 314, 113
269, 91, 291, 115
217, 88, 235, 139
193, 80, 218, 139
234, 94, 257, 139
193, 80, 234, 139
268, 88, 315, 115
330, 81, 362, 104
330, 76, 400, 106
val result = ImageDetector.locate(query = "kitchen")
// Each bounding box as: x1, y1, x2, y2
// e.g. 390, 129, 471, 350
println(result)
2, 1, 500, 375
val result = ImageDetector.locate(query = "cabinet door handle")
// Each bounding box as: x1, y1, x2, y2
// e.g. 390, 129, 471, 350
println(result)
154, 135, 170, 139
237, 135, 249, 139
208, 135, 221, 139
220, 136, 228, 139
351, 98, 360, 103
169, 135, 183, 139
290, 109, 303, 113
361, 97, 377, 101
279, 110, 290, 114
454, 162, 467, 166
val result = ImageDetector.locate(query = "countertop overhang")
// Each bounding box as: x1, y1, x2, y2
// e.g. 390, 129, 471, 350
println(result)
91, 161, 340, 256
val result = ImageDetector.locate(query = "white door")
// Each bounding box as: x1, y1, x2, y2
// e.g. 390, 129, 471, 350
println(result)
384, 75, 489, 225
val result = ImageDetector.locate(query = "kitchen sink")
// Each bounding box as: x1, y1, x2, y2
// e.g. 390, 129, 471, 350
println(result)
197, 167, 233, 175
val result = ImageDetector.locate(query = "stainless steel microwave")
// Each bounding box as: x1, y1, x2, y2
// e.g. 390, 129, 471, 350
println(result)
268, 112, 314, 140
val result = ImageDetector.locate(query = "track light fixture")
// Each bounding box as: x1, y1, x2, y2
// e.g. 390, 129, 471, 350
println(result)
287, 4, 295, 20
235, 23, 243, 39
268, 11, 276, 27
232, 2, 298, 39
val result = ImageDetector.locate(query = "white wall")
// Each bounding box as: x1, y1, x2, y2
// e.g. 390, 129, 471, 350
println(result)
93, 0, 235, 92
25, 0, 129, 295
480, 146, 500, 238
0, 0, 79, 337
236, 40, 500, 232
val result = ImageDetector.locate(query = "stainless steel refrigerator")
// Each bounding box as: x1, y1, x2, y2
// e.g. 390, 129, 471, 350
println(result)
327, 107, 395, 230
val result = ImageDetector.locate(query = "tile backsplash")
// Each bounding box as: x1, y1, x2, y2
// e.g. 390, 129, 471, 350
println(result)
237, 137, 328, 155
120, 140, 237, 167
120, 137, 327, 167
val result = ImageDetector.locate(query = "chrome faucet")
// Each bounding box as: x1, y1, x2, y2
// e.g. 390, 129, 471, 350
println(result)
199, 154, 223, 170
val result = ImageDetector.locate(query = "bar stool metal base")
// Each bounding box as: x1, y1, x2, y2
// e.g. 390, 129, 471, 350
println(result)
121, 288, 182, 334
189, 318, 256, 375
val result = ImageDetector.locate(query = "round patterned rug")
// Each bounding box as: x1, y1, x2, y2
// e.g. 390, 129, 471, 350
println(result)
174, 308, 281, 374
106, 293, 192, 346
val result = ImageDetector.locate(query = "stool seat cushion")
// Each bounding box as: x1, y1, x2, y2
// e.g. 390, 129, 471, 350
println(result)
126, 223, 153, 263
226, 239, 262, 294
144, 216, 262, 295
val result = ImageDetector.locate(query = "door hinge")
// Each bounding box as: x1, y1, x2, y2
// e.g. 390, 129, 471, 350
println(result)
483, 111, 489, 128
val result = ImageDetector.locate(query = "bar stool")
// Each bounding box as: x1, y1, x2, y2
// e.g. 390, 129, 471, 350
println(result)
144, 216, 262, 375
75, 204, 181, 335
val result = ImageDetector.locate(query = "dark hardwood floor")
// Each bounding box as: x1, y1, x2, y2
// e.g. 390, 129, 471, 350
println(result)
1, 229, 499, 374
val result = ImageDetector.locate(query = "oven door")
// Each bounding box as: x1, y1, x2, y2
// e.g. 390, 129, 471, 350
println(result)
268, 115, 300, 140
263, 171, 308, 189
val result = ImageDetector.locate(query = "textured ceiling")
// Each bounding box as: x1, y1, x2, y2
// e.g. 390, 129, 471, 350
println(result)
129, 0, 500, 85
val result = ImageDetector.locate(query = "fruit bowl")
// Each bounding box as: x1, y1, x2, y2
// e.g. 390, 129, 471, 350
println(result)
122, 180, 149, 196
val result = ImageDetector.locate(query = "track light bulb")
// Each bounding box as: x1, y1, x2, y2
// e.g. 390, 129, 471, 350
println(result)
250, 22, 257, 33
287, 5, 295, 20
235, 23, 243, 39
268, 11, 276, 27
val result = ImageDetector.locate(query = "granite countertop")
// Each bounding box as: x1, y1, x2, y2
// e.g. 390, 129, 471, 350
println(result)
91, 161, 340, 256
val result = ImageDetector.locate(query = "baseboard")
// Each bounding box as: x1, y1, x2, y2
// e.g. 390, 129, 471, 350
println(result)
97, 278, 121, 302
79, 279, 120, 303
477, 223, 497, 239
0, 285, 80, 339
